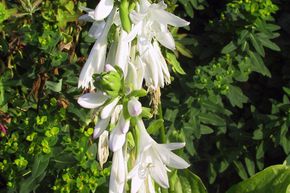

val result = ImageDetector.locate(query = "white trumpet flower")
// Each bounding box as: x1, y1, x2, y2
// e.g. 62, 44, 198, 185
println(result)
109, 148, 126, 193
128, 0, 189, 50
109, 112, 130, 152
78, 7, 116, 89
128, 119, 190, 192
115, 30, 130, 76
125, 0, 189, 89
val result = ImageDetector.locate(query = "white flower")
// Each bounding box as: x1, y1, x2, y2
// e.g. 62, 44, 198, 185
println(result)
109, 148, 126, 193
129, 0, 189, 50
109, 112, 130, 152
77, 91, 122, 139
115, 30, 130, 76
78, 8, 116, 89
125, 0, 189, 89
128, 119, 190, 192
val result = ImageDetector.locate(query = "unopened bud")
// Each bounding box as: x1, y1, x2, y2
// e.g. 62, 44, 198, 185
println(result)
127, 98, 142, 117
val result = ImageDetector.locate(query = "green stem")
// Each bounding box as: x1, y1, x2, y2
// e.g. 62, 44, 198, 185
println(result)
158, 103, 166, 143
133, 118, 140, 155
120, 0, 131, 33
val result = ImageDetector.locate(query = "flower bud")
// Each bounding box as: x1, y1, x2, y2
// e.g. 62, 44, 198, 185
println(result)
104, 64, 116, 72
127, 98, 142, 117
97, 70, 122, 97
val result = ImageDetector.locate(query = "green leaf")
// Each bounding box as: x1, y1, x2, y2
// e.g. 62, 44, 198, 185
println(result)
226, 85, 248, 108
284, 155, 290, 166
32, 154, 50, 179
65, 1, 74, 14
226, 165, 290, 193
147, 119, 164, 135
19, 176, 38, 193
222, 41, 237, 54
256, 142, 265, 160
249, 34, 265, 57
248, 51, 271, 77
200, 125, 214, 135
199, 113, 226, 127
175, 170, 208, 193
283, 87, 290, 96
176, 42, 193, 58
45, 79, 63, 92
166, 51, 186, 75
245, 157, 256, 176
87, 143, 97, 160
258, 36, 281, 51
127, 89, 147, 98
179, 0, 194, 18
233, 160, 248, 180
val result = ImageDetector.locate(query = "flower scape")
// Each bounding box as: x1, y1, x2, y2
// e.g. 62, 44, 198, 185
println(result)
77, 0, 190, 192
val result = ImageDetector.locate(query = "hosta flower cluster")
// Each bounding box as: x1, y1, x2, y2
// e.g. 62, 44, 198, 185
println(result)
77, 0, 190, 192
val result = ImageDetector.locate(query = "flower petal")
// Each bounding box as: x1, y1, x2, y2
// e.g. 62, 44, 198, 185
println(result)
109, 116, 127, 152
109, 129, 126, 152
110, 105, 123, 125
148, 150, 169, 188
101, 97, 120, 119
137, 119, 154, 151
93, 118, 110, 139
79, 13, 95, 22
115, 30, 130, 76
159, 142, 185, 151
78, 37, 108, 88
153, 41, 171, 84
156, 144, 190, 169
126, 21, 142, 42
89, 21, 106, 39
147, 175, 156, 193
152, 9, 189, 27
77, 92, 108, 109
156, 31, 175, 50
94, 0, 114, 21
109, 148, 126, 193
130, 171, 144, 193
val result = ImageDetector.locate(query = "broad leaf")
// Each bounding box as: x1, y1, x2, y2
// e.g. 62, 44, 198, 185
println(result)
226, 165, 290, 193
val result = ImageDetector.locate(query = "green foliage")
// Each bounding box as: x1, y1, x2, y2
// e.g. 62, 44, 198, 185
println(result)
160, 0, 290, 192
226, 165, 290, 193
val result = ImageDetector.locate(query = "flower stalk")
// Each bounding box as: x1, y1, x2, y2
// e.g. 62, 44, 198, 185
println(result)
120, 0, 131, 32
77, 0, 190, 192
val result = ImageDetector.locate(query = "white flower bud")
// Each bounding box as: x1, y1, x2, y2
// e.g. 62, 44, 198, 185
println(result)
128, 98, 142, 117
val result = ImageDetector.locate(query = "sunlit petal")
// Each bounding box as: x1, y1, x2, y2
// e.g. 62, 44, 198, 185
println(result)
109, 148, 126, 193
152, 9, 190, 27
93, 118, 110, 139
94, 0, 114, 21
77, 92, 108, 109
101, 97, 121, 119
89, 21, 106, 39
